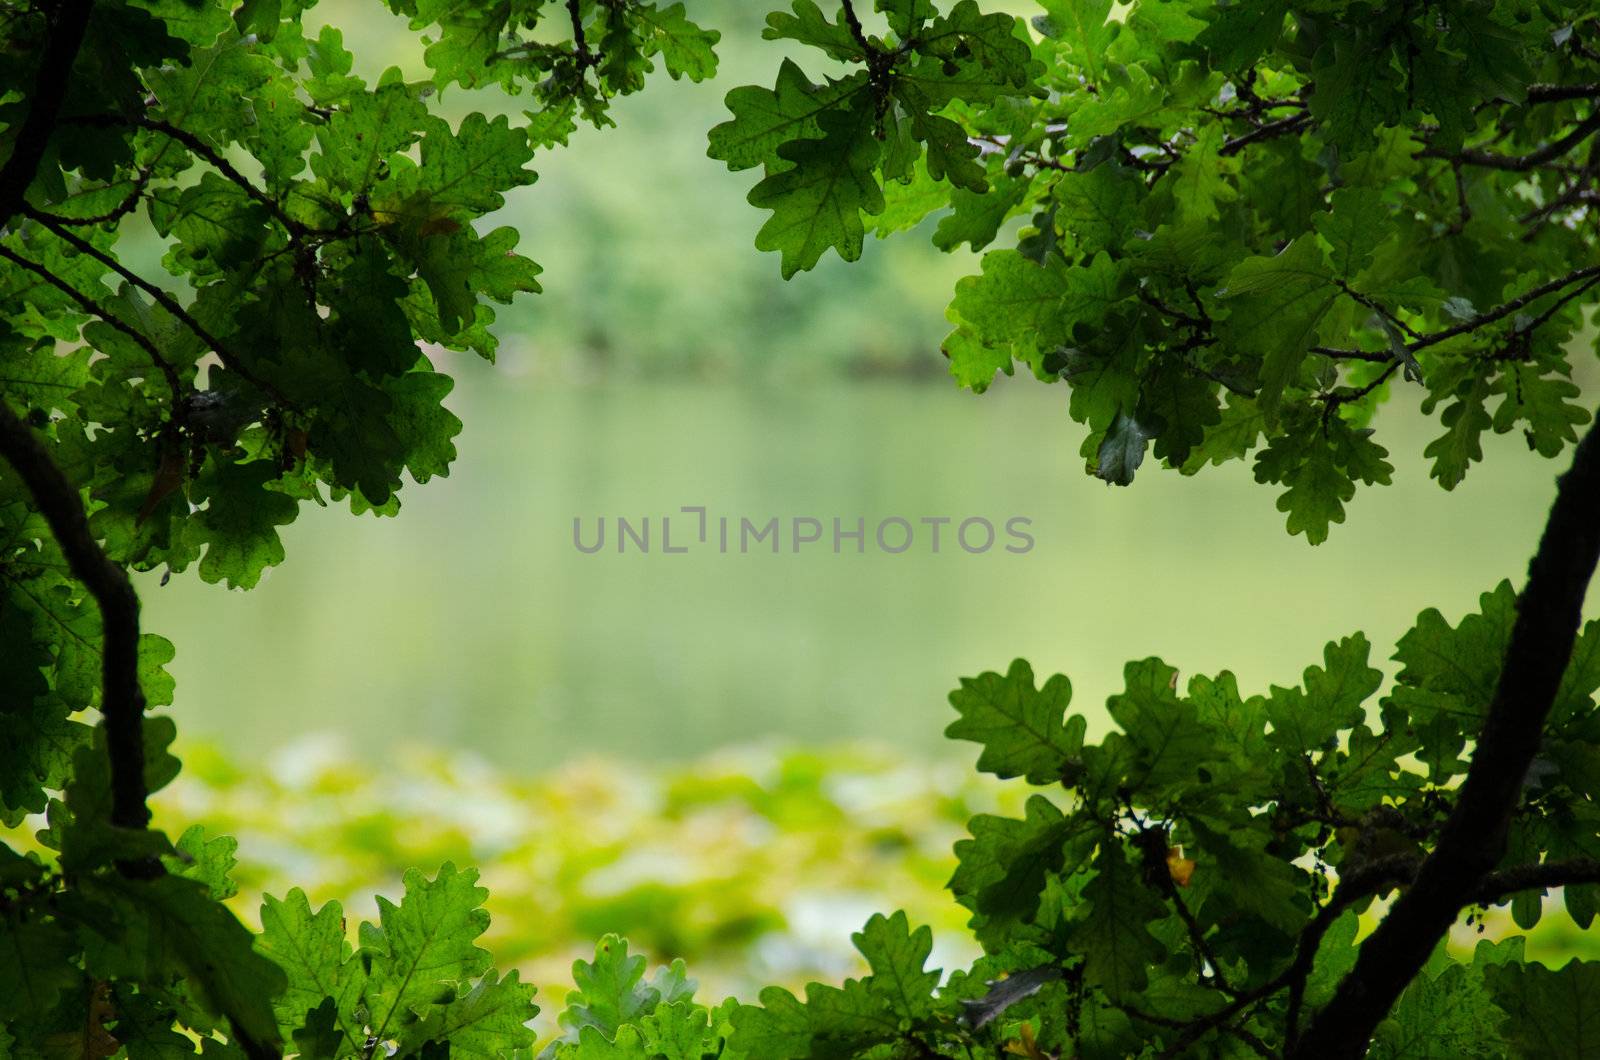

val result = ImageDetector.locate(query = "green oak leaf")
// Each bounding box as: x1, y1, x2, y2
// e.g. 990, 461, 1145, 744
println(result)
854, 911, 940, 1022
188, 460, 298, 590
560, 935, 661, 1041
1487, 960, 1600, 1059
397, 970, 539, 1058
1219, 236, 1338, 424
947, 658, 1085, 783
258, 889, 368, 1056
762, 0, 864, 62
1071, 842, 1165, 998
747, 106, 885, 277
360, 863, 494, 1042
635, 3, 720, 82
708, 60, 869, 172
1265, 634, 1382, 756
78, 873, 287, 1050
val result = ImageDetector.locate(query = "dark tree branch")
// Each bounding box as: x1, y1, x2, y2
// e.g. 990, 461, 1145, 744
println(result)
1420, 110, 1600, 171
1475, 857, 1600, 905
1310, 346, 1394, 363
1407, 266, 1600, 353
1313, 264, 1600, 362
20, 205, 293, 407
64, 114, 306, 237
0, 244, 183, 399
0, 403, 153, 841
565, 0, 598, 68
1524, 82, 1600, 104
1514, 275, 1600, 341
1220, 112, 1311, 156
1283, 854, 1418, 1051
1294, 412, 1600, 1058
1317, 360, 1402, 425
0, 0, 94, 228
1334, 279, 1422, 339
1519, 137, 1600, 239
1130, 853, 1417, 1059
839, 0, 872, 54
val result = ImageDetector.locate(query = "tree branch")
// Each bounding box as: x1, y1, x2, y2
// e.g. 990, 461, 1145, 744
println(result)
1420, 110, 1600, 171
20, 205, 293, 407
1294, 412, 1600, 1058
0, 402, 153, 841
1131, 853, 1417, 1059
839, 0, 872, 54
566, 0, 597, 68
1220, 112, 1311, 156
1408, 266, 1600, 352
1475, 857, 1600, 905
64, 114, 306, 237
0, 244, 184, 399
1524, 83, 1600, 105
1313, 265, 1600, 362
1310, 346, 1393, 364
0, 0, 95, 228
1283, 854, 1418, 1051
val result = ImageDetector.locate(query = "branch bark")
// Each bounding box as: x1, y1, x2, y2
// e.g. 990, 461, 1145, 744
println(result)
1293, 412, 1600, 1058
0, 403, 151, 834
1475, 857, 1600, 905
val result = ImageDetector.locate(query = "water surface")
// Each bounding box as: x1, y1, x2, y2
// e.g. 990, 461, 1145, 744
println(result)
139, 371, 1585, 768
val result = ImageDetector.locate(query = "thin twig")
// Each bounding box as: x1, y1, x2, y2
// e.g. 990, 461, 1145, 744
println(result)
0, 244, 183, 398
1319, 360, 1402, 416
21, 205, 293, 407
1314, 265, 1600, 361
64, 114, 306, 236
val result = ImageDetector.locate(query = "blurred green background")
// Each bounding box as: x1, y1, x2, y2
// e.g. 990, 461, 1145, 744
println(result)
136, 0, 1591, 768
107, 0, 1600, 1019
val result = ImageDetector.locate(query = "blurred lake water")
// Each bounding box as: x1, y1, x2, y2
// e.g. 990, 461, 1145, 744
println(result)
123, 3, 1593, 770
138, 369, 1590, 769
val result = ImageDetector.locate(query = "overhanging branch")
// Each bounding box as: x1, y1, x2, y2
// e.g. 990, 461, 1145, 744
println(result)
1475, 857, 1600, 905
64, 114, 306, 238
0, 244, 183, 398
1312, 264, 1600, 362
0, 402, 152, 836
20, 205, 294, 407
1420, 110, 1600, 171
1293, 412, 1600, 1058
